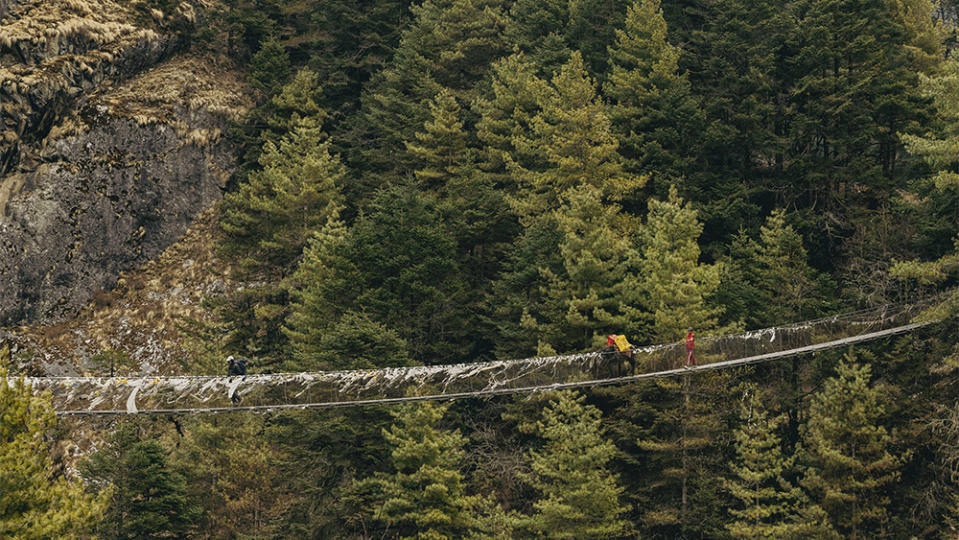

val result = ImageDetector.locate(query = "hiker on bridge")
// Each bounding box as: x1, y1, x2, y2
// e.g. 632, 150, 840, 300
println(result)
685, 328, 695, 368
602, 334, 636, 376
227, 355, 247, 405
227, 355, 247, 377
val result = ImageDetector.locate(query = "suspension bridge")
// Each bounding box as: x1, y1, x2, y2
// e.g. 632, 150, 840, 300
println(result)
14, 297, 947, 417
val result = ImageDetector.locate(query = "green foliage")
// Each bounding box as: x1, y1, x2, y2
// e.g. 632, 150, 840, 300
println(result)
81, 422, 194, 540
895, 56, 959, 315
718, 209, 835, 329
504, 0, 631, 78
474, 53, 552, 188
351, 0, 511, 188
503, 0, 571, 75
637, 186, 723, 342
296, 309, 412, 371
172, 416, 282, 538
519, 391, 631, 539
286, 184, 472, 365
0, 370, 107, 539
604, 0, 701, 196
207, 281, 291, 372
508, 52, 642, 219
801, 354, 907, 538
726, 388, 837, 539
534, 184, 644, 352
488, 52, 646, 354
220, 116, 344, 274
247, 36, 292, 97
360, 401, 484, 539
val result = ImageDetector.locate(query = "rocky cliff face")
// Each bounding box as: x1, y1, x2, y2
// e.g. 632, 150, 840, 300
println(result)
0, 0, 248, 327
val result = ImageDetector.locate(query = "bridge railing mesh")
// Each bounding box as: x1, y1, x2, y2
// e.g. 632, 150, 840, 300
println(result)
18, 295, 942, 415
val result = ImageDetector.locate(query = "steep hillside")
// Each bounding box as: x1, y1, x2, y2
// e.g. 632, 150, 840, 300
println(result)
0, 1, 249, 329
2, 203, 239, 376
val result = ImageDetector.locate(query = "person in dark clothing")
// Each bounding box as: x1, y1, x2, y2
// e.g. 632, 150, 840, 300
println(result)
227, 355, 247, 376
227, 355, 247, 405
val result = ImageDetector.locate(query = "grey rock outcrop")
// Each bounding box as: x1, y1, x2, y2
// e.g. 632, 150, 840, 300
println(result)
0, 117, 232, 325
0, 52, 249, 326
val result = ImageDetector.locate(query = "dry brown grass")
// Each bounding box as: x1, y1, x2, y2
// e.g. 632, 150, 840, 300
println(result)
0, 0, 151, 51
101, 54, 250, 124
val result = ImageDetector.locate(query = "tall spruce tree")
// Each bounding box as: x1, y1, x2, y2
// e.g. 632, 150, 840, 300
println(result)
171, 416, 281, 538
718, 209, 834, 329
220, 116, 344, 274
604, 0, 701, 200
491, 52, 645, 355
474, 53, 552, 190
637, 186, 722, 341
726, 388, 837, 539
361, 401, 483, 539
504, 0, 631, 77
508, 52, 643, 220
520, 391, 631, 538
0, 370, 107, 539
789, 0, 935, 262
628, 186, 731, 538
535, 184, 644, 353
351, 0, 511, 188
895, 56, 959, 317
82, 422, 196, 540
801, 354, 906, 538
408, 89, 515, 276
503, 0, 572, 75
247, 36, 292, 98
285, 184, 471, 365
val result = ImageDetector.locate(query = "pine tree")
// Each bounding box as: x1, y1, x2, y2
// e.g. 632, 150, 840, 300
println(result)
0, 370, 107, 539
171, 416, 282, 538
351, 0, 511, 187
283, 208, 353, 370
504, 0, 572, 75
604, 0, 701, 196
637, 186, 722, 342
894, 57, 959, 317
895, 0, 948, 74
407, 89, 517, 359
801, 354, 907, 538
234, 68, 329, 191
474, 53, 552, 189
718, 209, 834, 329
789, 0, 935, 235
362, 401, 483, 539
678, 0, 786, 251
626, 186, 731, 537
81, 422, 195, 540
726, 388, 837, 539
509, 51, 642, 220
490, 52, 645, 355
406, 90, 473, 191
520, 391, 631, 539
504, 0, 631, 77
285, 184, 472, 365
247, 36, 292, 98
310, 310, 413, 370
535, 184, 644, 353
220, 116, 345, 273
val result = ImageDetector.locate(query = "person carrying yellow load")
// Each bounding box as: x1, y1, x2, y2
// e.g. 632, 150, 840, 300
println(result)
601, 334, 635, 377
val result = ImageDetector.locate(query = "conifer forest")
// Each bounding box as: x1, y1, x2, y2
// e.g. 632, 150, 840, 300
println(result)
8, 0, 959, 538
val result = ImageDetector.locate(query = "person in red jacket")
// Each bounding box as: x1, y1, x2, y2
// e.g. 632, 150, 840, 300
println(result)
685, 328, 695, 368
